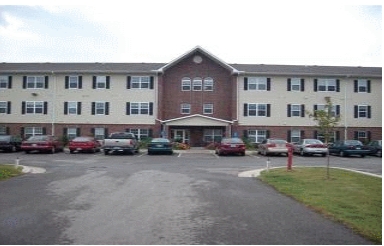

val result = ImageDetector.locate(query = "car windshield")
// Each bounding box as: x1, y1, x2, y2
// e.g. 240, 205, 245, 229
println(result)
222, 138, 243, 144
270, 139, 286, 144
72, 137, 92, 142
28, 136, 48, 141
151, 138, 170, 143
0, 136, 11, 141
305, 139, 323, 144
109, 133, 135, 139
344, 140, 362, 146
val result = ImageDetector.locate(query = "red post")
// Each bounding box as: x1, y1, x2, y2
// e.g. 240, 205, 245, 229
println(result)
287, 145, 293, 171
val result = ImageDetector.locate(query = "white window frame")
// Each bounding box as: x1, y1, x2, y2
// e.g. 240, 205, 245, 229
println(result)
131, 76, 150, 89
248, 130, 267, 143
129, 129, 149, 140
26, 101, 44, 114
181, 103, 191, 114
203, 103, 213, 114
291, 104, 301, 117
181, 78, 191, 91
0, 76, 9, 89
248, 103, 267, 117
69, 76, 79, 89
203, 78, 213, 91
0, 101, 7, 114
316, 131, 336, 143
27, 76, 44, 89
24, 127, 43, 138
248, 77, 267, 91
192, 78, 202, 91
357, 131, 367, 139
357, 79, 368, 93
291, 78, 301, 91
94, 128, 105, 140
67, 101, 78, 115
317, 78, 336, 92
290, 129, 301, 143
317, 104, 337, 117
67, 128, 78, 140
0, 126, 6, 135
95, 102, 106, 115
130, 102, 149, 115
96, 76, 106, 89
203, 129, 222, 143
358, 105, 368, 118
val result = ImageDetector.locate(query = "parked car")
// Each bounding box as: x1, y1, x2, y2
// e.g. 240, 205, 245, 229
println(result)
21, 135, 64, 154
0, 135, 22, 152
293, 139, 328, 157
328, 140, 371, 157
258, 138, 289, 156
366, 140, 382, 157
147, 138, 173, 155
215, 137, 246, 156
69, 136, 102, 154
103, 132, 139, 155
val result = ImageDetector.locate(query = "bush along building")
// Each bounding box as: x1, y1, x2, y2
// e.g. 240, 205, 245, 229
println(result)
0, 46, 381, 146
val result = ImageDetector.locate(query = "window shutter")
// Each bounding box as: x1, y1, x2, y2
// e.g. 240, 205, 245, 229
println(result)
23, 76, 27, 89
287, 78, 291, 91
104, 128, 109, 138
22, 101, 26, 114
267, 104, 271, 117
64, 102, 68, 114
63, 128, 67, 136
354, 105, 358, 118
287, 130, 291, 142
300, 79, 305, 91
127, 76, 131, 89
354, 80, 358, 92
313, 130, 318, 139
367, 80, 371, 93
367, 106, 371, 118
300, 130, 305, 139
354, 131, 358, 140
336, 79, 340, 92
336, 131, 340, 141
7, 101, 11, 114
243, 130, 248, 138
91, 128, 95, 135
106, 76, 110, 89
244, 77, 248, 91
243, 103, 248, 116
45, 76, 49, 89
20, 127, 24, 138
6, 127, 10, 135
105, 102, 109, 115
125, 128, 130, 133
44, 101, 48, 114
314, 105, 318, 117
148, 129, 153, 138
267, 78, 271, 91
92, 102, 95, 115
314, 79, 317, 92
287, 104, 291, 117
301, 104, 305, 117
77, 102, 82, 115
92, 76, 96, 89
42, 127, 47, 135
79, 76, 82, 89
150, 76, 154, 89
8, 76, 12, 89
367, 131, 371, 141
149, 102, 153, 115
76, 128, 81, 136
266, 130, 270, 139
65, 76, 69, 89
336, 105, 340, 116
126, 102, 130, 115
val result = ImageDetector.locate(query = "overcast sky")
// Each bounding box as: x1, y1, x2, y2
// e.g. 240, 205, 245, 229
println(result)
0, 1, 382, 67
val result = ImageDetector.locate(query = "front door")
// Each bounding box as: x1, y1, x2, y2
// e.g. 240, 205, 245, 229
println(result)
173, 129, 190, 144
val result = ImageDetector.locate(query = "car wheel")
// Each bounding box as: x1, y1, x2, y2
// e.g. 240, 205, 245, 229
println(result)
50, 146, 56, 154
11, 146, 17, 152
241, 152, 245, 156
376, 150, 382, 157
70, 150, 75, 154
360, 154, 365, 158
300, 149, 306, 156
322, 153, 327, 157
104, 150, 109, 155
25, 151, 30, 154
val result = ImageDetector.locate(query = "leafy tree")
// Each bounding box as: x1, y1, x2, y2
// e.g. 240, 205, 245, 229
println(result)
307, 97, 341, 179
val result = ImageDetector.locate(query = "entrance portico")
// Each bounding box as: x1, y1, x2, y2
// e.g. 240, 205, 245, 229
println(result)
160, 114, 234, 147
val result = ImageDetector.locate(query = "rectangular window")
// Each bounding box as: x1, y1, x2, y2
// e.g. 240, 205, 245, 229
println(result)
248, 77, 267, 91
316, 104, 338, 117
69, 76, 79, 89
94, 128, 105, 140
317, 78, 336, 92
27, 76, 45, 89
290, 130, 301, 143
0, 101, 7, 114
248, 130, 267, 143
358, 105, 368, 118
95, 102, 106, 115
0, 76, 9, 89
131, 102, 149, 115
192, 78, 202, 91
203, 78, 213, 91
291, 104, 301, 117
357, 79, 368, 92
291, 78, 301, 91
181, 103, 191, 114
129, 129, 149, 140
203, 104, 213, 114
0, 126, 7, 135
26, 101, 44, 114
131, 76, 150, 89
67, 128, 78, 140
96, 76, 106, 89
25, 127, 43, 138
316, 131, 336, 143
203, 129, 222, 143
67, 102, 78, 115
182, 78, 191, 91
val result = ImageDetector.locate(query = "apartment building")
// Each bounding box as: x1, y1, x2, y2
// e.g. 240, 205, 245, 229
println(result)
0, 46, 381, 146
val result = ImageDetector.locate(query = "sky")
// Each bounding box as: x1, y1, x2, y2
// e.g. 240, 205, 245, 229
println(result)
0, 1, 382, 67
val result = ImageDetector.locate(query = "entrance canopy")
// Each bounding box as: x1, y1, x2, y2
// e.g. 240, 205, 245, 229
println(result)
160, 114, 233, 126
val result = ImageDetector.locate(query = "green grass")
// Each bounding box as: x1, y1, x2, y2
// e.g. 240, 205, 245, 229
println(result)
258, 167, 382, 244
0, 164, 23, 181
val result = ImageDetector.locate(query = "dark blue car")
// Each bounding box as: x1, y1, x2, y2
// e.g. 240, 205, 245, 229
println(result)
328, 140, 371, 157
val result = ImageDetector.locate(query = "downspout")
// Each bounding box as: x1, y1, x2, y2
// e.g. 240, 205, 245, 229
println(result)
51, 71, 56, 136
344, 76, 348, 140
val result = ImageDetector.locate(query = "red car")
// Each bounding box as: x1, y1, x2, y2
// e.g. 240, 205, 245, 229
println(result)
21, 135, 64, 154
215, 137, 246, 156
69, 136, 102, 153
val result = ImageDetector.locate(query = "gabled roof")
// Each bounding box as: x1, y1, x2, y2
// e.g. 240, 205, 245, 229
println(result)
155, 46, 240, 75
160, 114, 233, 126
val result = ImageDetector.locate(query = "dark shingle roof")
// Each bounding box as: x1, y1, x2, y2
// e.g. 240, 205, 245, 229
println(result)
0, 62, 381, 78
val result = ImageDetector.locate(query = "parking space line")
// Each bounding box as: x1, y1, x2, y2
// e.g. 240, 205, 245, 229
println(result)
178, 153, 182, 157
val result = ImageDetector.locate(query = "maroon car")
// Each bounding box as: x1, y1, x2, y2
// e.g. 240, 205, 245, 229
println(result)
215, 137, 246, 156
21, 135, 64, 154
69, 136, 101, 153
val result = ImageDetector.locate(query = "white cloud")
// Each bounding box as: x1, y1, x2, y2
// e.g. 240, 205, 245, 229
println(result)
0, 12, 39, 40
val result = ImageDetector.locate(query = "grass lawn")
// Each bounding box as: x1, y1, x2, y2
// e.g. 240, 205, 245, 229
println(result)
258, 167, 382, 244
0, 164, 23, 181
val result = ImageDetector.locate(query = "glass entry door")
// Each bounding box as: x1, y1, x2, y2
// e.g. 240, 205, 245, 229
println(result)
173, 129, 190, 144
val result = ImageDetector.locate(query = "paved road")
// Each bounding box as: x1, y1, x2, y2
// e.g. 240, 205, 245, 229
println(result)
0, 151, 380, 244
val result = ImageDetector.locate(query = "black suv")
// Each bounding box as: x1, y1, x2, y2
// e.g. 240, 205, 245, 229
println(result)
0, 135, 23, 152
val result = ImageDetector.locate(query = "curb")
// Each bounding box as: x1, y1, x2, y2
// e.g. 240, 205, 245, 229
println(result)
20, 165, 46, 174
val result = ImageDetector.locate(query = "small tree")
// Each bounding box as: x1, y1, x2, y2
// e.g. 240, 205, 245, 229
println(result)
307, 97, 341, 179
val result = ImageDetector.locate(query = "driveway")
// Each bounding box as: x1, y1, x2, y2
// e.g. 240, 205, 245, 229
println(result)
0, 151, 379, 244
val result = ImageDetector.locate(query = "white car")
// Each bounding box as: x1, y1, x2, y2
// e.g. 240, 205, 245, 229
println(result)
293, 139, 328, 157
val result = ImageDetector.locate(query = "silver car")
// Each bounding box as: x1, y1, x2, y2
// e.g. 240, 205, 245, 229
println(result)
258, 138, 289, 156
293, 139, 328, 157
